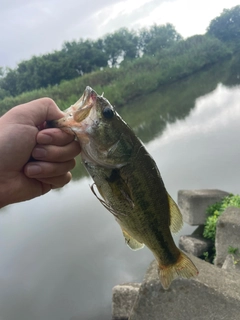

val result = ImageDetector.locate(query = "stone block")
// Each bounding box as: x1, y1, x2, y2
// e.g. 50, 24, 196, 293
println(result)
112, 283, 140, 320
215, 207, 240, 267
129, 256, 240, 320
178, 189, 229, 225
222, 254, 240, 273
179, 235, 212, 257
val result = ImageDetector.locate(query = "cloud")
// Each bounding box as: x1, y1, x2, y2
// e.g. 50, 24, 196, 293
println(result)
93, 0, 173, 35
0, 0, 239, 68
0, 0, 175, 68
0, 0, 122, 67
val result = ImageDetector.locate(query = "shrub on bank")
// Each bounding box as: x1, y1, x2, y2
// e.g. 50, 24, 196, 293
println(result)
203, 194, 240, 263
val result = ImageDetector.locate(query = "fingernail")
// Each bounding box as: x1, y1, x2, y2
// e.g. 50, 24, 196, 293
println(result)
32, 147, 47, 159
38, 133, 53, 144
26, 164, 42, 176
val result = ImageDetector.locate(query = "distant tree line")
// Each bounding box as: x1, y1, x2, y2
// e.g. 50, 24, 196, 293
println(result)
0, 4, 239, 102
0, 23, 181, 98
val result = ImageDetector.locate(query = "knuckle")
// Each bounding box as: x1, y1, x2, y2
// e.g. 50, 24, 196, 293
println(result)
41, 97, 56, 107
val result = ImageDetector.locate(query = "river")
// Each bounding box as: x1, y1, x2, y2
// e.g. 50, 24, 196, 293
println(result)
0, 56, 240, 320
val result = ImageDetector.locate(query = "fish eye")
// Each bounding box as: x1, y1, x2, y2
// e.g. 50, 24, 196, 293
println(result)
102, 107, 114, 119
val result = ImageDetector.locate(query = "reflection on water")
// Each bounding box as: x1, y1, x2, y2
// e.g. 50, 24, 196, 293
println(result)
118, 54, 240, 143
148, 83, 240, 197
0, 58, 240, 320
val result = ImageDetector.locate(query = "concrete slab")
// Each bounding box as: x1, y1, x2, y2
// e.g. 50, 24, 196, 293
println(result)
215, 207, 240, 267
222, 254, 240, 273
129, 256, 240, 320
178, 189, 229, 225
179, 235, 212, 257
112, 283, 140, 320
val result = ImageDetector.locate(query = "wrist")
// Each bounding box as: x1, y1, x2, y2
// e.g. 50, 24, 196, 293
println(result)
0, 177, 15, 209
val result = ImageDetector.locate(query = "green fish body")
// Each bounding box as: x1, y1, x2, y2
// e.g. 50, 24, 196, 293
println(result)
48, 86, 198, 289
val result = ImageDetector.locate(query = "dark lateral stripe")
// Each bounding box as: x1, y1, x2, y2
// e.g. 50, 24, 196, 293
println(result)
149, 222, 177, 265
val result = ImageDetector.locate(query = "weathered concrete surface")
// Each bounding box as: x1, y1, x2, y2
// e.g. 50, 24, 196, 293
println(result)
179, 235, 212, 257
128, 255, 240, 320
222, 254, 240, 273
215, 207, 240, 267
112, 283, 140, 320
178, 189, 229, 225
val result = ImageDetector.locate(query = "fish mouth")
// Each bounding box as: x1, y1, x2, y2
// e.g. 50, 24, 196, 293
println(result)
46, 86, 97, 132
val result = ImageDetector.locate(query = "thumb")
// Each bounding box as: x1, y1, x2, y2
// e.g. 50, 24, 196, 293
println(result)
4, 98, 64, 127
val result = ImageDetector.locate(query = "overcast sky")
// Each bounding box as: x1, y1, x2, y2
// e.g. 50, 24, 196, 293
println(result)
0, 0, 239, 69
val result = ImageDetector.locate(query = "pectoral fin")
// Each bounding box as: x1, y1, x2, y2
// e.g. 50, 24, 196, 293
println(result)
168, 194, 183, 233
122, 229, 144, 251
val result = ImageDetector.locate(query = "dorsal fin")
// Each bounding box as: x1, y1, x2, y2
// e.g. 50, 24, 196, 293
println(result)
168, 193, 183, 233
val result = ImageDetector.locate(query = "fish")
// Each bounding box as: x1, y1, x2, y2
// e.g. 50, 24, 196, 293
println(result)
47, 86, 198, 289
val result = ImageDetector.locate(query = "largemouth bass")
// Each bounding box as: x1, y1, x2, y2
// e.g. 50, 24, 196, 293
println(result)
48, 86, 198, 289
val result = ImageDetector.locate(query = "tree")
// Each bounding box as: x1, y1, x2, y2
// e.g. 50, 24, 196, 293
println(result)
0, 67, 6, 78
62, 39, 108, 75
0, 68, 18, 96
0, 24, 182, 96
103, 28, 139, 67
207, 5, 240, 42
139, 23, 182, 55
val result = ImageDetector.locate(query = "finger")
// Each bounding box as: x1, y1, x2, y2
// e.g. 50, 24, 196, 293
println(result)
5, 98, 64, 127
32, 141, 81, 162
36, 128, 76, 146
24, 159, 76, 178
36, 172, 72, 188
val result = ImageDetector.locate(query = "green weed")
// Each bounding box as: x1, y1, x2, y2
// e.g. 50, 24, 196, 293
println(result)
203, 194, 240, 263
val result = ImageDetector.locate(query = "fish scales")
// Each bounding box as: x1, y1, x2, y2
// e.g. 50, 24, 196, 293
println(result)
47, 86, 198, 289
92, 127, 177, 257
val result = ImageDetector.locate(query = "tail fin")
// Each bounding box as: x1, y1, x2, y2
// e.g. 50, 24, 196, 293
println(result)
158, 252, 198, 290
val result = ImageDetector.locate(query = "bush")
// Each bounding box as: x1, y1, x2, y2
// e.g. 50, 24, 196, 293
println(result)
204, 194, 240, 241
203, 194, 240, 263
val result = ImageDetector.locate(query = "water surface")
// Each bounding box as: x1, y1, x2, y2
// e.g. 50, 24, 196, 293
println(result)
0, 58, 240, 320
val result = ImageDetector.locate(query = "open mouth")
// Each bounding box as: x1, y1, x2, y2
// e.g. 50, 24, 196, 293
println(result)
47, 86, 97, 129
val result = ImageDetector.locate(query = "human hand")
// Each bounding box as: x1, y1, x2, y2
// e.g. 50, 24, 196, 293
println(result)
0, 98, 80, 208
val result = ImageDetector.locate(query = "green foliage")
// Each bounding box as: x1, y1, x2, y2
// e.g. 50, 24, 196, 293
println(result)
207, 5, 240, 43
203, 194, 240, 242
228, 246, 238, 254
1, 5, 240, 101
103, 28, 139, 67
0, 32, 232, 116
202, 250, 215, 263
0, 23, 181, 99
202, 194, 240, 264
227, 247, 240, 266
203, 251, 209, 261
0, 88, 10, 100
139, 23, 182, 55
